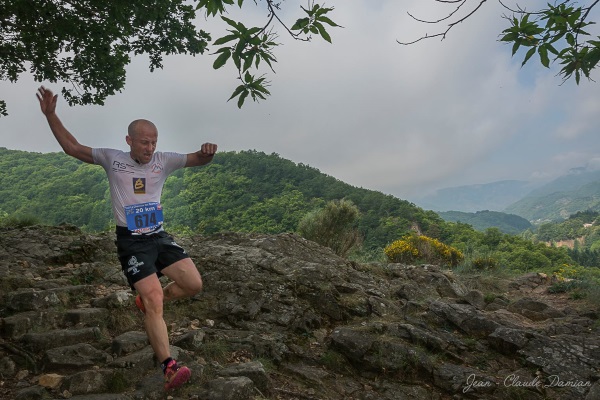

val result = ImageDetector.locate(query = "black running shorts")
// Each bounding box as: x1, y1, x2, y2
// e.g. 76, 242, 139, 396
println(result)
115, 230, 190, 289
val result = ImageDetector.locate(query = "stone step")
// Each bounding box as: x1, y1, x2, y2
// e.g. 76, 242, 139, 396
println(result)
1, 308, 111, 340
21, 327, 104, 352
4, 285, 95, 313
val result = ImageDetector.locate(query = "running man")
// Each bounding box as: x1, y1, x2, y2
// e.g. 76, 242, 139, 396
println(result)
36, 86, 217, 390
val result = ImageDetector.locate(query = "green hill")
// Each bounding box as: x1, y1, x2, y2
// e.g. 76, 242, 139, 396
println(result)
437, 210, 532, 235
0, 148, 443, 251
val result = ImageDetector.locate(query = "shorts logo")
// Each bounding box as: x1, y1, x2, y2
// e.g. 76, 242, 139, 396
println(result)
171, 241, 186, 254
133, 178, 146, 194
127, 256, 144, 275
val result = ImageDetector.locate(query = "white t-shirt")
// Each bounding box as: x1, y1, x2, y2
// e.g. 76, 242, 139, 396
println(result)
93, 148, 187, 232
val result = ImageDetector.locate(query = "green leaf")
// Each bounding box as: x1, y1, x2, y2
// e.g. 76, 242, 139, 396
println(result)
500, 33, 516, 42
247, 27, 261, 36
227, 84, 246, 102
221, 16, 241, 30
522, 47, 536, 66
232, 52, 241, 70
314, 22, 332, 43
214, 34, 238, 45
291, 18, 310, 31
242, 53, 253, 71
538, 45, 550, 67
546, 43, 559, 55
317, 16, 339, 27
512, 41, 521, 56
237, 90, 248, 108
234, 38, 247, 56
213, 49, 231, 69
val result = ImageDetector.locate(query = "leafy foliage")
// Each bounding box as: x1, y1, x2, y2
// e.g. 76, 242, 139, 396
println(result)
209, 2, 339, 107
500, 1, 600, 83
1, 0, 339, 115
297, 199, 361, 257
440, 222, 575, 272
399, 1, 599, 84
1, 0, 209, 115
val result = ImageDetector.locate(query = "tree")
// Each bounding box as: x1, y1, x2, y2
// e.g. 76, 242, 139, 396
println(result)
398, 1, 599, 84
0, 0, 339, 116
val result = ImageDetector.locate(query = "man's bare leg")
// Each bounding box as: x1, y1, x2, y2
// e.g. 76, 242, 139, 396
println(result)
134, 275, 170, 362
161, 258, 203, 301
134, 258, 202, 360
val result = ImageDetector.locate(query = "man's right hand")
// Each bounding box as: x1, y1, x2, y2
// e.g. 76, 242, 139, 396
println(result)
36, 86, 94, 164
36, 86, 57, 116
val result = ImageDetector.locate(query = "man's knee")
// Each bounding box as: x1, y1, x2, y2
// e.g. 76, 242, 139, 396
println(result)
186, 276, 203, 296
141, 289, 165, 314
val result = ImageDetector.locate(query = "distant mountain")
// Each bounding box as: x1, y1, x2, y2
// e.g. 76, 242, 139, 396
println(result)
504, 169, 600, 223
414, 180, 540, 212
437, 210, 533, 235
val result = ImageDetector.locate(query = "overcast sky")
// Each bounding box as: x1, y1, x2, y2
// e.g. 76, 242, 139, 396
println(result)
1, 0, 599, 204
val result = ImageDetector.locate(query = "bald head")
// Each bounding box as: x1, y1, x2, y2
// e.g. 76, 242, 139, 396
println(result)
128, 119, 157, 139
126, 119, 158, 164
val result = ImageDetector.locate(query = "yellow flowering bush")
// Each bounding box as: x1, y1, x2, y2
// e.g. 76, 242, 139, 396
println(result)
384, 234, 464, 267
471, 257, 499, 271
553, 264, 583, 282
549, 263, 600, 298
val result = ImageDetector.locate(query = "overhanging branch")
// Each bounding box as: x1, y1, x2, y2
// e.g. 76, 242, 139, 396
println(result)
398, 0, 488, 45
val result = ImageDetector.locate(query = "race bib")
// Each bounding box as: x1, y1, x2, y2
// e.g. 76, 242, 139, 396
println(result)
124, 202, 164, 233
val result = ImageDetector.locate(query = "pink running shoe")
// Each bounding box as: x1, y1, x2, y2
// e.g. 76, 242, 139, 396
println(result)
164, 360, 191, 390
135, 294, 146, 314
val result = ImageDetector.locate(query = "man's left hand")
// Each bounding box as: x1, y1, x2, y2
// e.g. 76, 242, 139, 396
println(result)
200, 143, 217, 156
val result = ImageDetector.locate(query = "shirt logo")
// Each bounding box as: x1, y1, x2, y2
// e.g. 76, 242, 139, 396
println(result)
151, 163, 164, 174
133, 178, 146, 194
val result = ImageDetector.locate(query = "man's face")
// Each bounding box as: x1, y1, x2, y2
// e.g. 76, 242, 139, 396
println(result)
126, 124, 157, 164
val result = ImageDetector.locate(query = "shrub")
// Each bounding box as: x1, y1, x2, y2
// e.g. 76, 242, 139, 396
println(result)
0, 213, 40, 228
384, 233, 463, 267
297, 199, 362, 257
471, 257, 499, 271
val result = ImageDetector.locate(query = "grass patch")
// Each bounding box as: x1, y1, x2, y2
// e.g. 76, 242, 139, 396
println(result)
0, 214, 40, 229
319, 350, 353, 374
199, 338, 232, 364
106, 370, 129, 392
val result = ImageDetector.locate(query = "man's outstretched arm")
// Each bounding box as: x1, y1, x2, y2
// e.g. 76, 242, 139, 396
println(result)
186, 143, 217, 167
36, 86, 94, 164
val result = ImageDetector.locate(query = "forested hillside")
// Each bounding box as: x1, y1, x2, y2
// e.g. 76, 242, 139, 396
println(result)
438, 210, 532, 235
0, 148, 442, 251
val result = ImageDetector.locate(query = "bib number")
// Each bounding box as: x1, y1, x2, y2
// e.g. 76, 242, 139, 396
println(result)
124, 202, 164, 233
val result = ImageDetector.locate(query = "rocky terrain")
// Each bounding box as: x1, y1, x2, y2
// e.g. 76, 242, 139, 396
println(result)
0, 224, 598, 400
